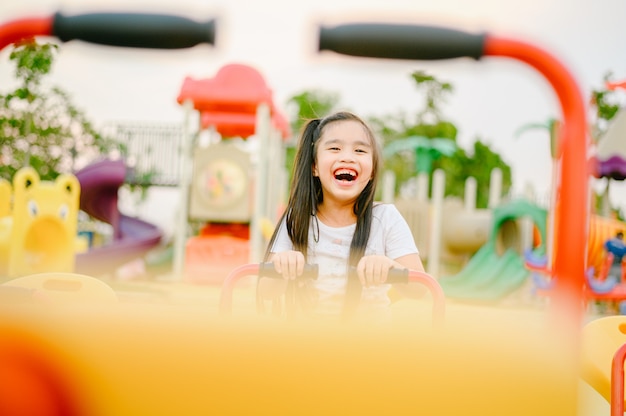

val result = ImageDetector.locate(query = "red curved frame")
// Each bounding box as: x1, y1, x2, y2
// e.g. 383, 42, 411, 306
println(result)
484, 36, 588, 332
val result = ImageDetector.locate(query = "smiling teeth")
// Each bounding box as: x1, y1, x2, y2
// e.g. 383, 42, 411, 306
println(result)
334, 169, 356, 181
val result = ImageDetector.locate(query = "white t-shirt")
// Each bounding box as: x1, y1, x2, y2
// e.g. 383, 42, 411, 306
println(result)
269, 203, 419, 316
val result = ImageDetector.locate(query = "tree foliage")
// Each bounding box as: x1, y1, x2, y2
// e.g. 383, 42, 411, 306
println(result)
286, 89, 340, 138
376, 70, 512, 207
0, 40, 120, 182
284, 71, 513, 208
590, 71, 622, 142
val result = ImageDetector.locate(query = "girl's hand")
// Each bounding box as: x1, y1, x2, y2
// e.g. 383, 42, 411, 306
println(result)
269, 250, 305, 280
356, 255, 398, 287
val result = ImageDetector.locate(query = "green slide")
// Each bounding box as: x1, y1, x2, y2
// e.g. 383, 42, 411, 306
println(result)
439, 199, 547, 301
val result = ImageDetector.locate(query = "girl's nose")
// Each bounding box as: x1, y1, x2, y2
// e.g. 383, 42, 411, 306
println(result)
339, 150, 355, 162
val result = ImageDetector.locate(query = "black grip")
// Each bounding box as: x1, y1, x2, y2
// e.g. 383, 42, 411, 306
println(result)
347, 267, 409, 284
319, 23, 485, 61
258, 263, 319, 280
52, 12, 215, 49
385, 268, 409, 284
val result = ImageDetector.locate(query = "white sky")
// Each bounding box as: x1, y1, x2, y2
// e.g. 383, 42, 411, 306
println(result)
1, 0, 626, 214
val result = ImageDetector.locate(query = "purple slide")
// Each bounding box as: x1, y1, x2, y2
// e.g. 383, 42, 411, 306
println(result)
74, 159, 163, 276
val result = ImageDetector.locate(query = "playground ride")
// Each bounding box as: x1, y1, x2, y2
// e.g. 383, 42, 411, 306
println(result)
0, 10, 611, 416
0, 167, 84, 279
219, 262, 446, 327
175, 63, 290, 284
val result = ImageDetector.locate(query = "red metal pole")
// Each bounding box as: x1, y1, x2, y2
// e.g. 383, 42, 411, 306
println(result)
484, 36, 589, 333
611, 343, 626, 416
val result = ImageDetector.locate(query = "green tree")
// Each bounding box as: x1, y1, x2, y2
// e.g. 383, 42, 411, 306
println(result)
282, 72, 512, 208
286, 90, 340, 137
591, 71, 621, 142
375, 70, 512, 207
435, 140, 512, 208
0, 40, 120, 182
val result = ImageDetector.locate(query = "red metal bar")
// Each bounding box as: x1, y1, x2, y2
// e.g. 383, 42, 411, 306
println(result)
484, 36, 589, 333
407, 270, 445, 327
0, 16, 53, 51
218, 263, 260, 316
611, 343, 626, 416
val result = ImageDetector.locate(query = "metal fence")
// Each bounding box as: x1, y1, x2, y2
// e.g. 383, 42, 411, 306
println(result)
102, 121, 185, 187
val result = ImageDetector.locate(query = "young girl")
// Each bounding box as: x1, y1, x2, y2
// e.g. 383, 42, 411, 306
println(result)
259, 111, 425, 318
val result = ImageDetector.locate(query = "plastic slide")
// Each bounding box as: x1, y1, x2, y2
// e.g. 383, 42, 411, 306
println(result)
439, 243, 529, 300
439, 199, 547, 301
74, 159, 162, 276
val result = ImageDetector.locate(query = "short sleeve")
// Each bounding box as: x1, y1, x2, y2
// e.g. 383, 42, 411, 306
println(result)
372, 204, 418, 260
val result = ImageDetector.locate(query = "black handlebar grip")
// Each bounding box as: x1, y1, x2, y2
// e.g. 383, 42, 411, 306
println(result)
385, 268, 409, 284
319, 23, 485, 61
52, 12, 216, 49
347, 267, 409, 284
258, 263, 319, 280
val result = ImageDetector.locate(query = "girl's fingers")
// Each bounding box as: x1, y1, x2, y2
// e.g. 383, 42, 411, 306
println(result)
358, 256, 392, 286
274, 251, 305, 280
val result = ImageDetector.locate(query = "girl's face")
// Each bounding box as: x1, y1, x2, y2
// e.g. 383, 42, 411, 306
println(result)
313, 120, 374, 205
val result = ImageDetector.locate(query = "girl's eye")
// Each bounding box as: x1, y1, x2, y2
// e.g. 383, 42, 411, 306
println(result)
355, 149, 367, 153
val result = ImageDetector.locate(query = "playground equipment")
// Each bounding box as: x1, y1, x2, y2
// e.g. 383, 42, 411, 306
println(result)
440, 198, 548, 301
391, 166, 544, 301
581, 315, 626, 415
0, 167, 84, 279
527, 214, 626, 297
176, 63, 290, 284
1, 272, 118, 304
0, 158, 162, 280
219, 262, 445, 326
390, 167, 505, 275
0, 10, 606, 416
73, 159, 163, 277
590, 108, 626, 181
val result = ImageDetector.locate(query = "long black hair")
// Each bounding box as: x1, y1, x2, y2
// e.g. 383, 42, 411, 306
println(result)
263, 111, 382, 315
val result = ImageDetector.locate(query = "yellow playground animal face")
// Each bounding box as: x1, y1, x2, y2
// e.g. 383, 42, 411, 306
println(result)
2, 167, 81, 277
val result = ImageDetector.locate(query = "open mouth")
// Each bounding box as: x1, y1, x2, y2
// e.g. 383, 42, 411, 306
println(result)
334, 169, 357, 182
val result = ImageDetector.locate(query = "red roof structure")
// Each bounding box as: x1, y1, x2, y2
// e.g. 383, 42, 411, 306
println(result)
177, 63, 291, 139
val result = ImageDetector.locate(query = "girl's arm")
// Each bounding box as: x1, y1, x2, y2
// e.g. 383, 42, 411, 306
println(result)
393, 252, 425, 272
